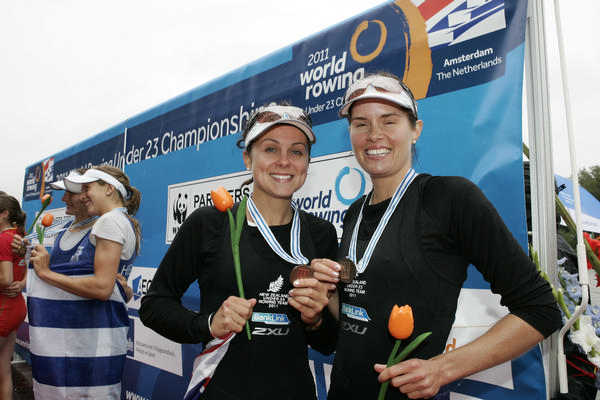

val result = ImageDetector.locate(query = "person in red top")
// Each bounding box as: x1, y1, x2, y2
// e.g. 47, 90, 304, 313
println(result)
0, 193, 27, 399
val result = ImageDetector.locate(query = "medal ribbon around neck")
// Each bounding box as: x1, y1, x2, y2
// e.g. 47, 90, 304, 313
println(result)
25, 207, 127, 241
23, 216, 97, 241
246, 197, 308, 265
348, 168, 418, 274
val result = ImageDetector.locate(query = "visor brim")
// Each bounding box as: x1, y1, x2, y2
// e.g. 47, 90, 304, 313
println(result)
338, 91, 417, 118
245, 119, 316, 147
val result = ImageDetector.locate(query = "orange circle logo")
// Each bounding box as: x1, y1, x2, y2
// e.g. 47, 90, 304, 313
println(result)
348, 0, 432, 100
350, 20, 387, 63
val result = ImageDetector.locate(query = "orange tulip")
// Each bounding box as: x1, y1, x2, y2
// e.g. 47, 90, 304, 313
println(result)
27, 194, 53, 236
41, 193, 52, 207
210, 186, 234, 212
388, 304, 414, 340
41, 213, 54, 227
379, 304, 431, 400
209, 187, 251, 340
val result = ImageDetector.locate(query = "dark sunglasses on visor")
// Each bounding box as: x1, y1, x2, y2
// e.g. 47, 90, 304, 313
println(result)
339, 75, 418, 118
244, 105, 315, 147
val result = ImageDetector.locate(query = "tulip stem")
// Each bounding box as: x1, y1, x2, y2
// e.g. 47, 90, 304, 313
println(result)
39, 226, 46, 245
27, 196, 52, 236
378, 339, 401, 400
377, 332, 432, 399
228, 195, 251, 340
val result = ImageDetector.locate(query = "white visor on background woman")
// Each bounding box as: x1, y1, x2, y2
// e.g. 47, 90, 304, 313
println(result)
65, 169, 127, 199
49, 171, 83, 193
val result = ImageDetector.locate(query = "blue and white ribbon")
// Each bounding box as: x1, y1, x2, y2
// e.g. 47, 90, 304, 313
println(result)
24, 216, 97, 241
348, 168, 418, 274
246, 197, 308, 265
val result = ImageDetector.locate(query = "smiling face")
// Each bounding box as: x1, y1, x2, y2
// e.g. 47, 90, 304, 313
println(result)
243, 124, 310, 202
80, 181, 109, 216
61, 190, 88, 219
349, 99, 422, 186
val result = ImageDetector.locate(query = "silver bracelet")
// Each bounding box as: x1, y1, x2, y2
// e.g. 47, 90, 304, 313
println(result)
305, 313, 323, 331
208, 313, 216, 338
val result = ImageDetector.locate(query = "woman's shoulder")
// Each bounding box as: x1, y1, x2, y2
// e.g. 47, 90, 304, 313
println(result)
98, 208, 128, 222
0, 229, 14, 245
94, 209, 129, 230
91, 209, 131, 239
0, 228, 15, 238
423, 175, 484, 201
177, 204, 229, 235
186, 204, 229, 222
422, 175, 498, 228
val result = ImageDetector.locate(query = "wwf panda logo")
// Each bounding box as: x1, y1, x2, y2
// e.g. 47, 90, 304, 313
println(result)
173, 193, 189, 224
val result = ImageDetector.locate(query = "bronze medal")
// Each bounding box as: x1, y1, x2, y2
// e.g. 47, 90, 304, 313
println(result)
17, 245, 27, 257
338, 257, 357, 283
289, 265, 313, 283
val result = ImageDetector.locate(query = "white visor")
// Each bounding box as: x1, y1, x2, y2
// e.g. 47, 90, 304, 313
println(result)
245, 105, 315, 148
338, 75, 418, 118
66, 169, 127, 199
50, 171, 82, 193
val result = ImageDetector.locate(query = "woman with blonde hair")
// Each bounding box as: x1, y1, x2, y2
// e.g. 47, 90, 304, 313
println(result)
29, 165, 141, 399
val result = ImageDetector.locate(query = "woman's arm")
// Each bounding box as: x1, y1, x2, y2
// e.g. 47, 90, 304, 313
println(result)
140, 207, 220, 343
375, 314, 543, 398
31, 237, 121, 301
0, 260, 13, 287
1, 264, 25, 297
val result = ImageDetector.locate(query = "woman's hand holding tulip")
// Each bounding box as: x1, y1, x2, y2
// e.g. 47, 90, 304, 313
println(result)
210, 296, 257, 338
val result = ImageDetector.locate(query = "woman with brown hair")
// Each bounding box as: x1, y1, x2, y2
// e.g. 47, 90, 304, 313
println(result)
312, 72, 562, 399
0, 193, 26, 400
140, 103, 339, 399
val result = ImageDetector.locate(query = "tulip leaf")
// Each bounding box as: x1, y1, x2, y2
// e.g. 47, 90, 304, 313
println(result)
392, 332, 432, 364
234, 195, 248, 245
228, 209, 236, 248
36, 224, 43, 244
227, 195, 251, 341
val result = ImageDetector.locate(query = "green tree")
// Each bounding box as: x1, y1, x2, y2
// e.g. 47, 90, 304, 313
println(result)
578, 165, 600, 202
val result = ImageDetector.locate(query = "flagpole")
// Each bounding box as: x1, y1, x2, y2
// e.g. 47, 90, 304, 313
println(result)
525, 0, 559, 395
552, 0, 589, 393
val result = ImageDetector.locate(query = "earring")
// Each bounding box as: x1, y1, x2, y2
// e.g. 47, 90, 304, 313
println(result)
412, 140, 417, 144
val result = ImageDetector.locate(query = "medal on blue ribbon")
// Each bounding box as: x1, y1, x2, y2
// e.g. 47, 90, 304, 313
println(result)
246, 198, 308, 265
347, 168, 418, 276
